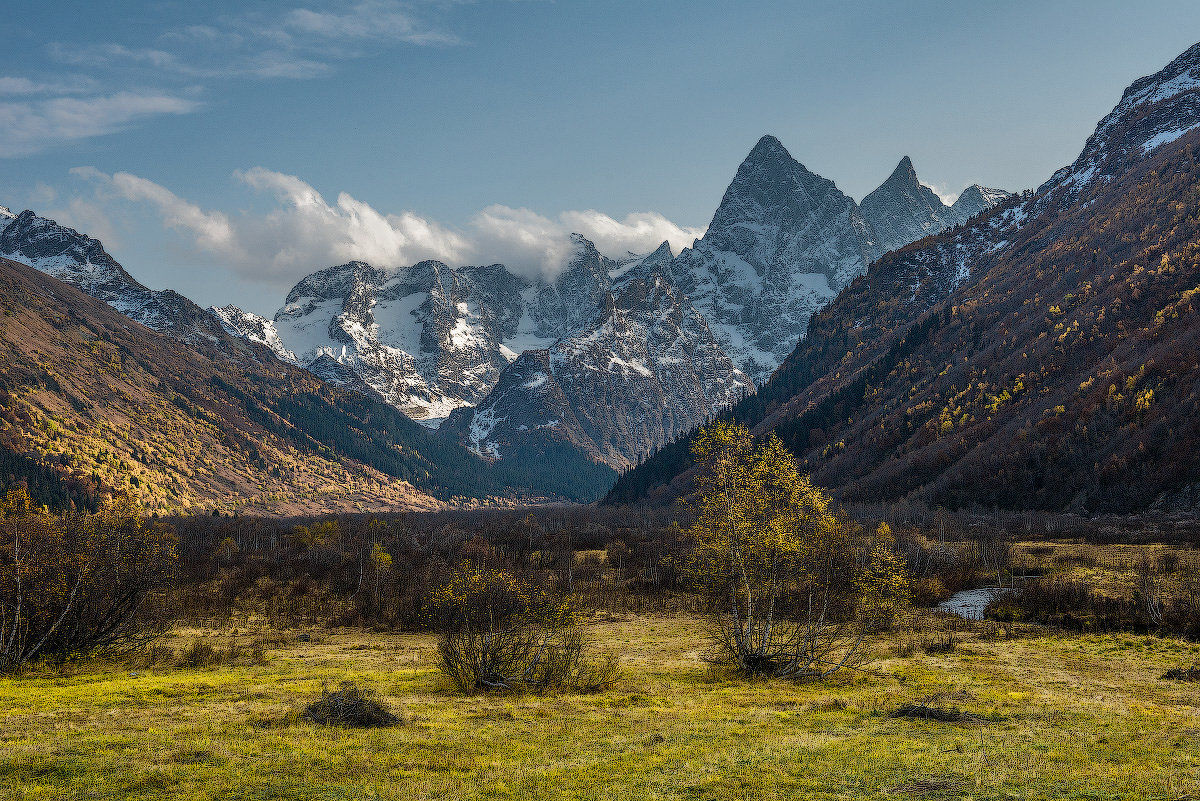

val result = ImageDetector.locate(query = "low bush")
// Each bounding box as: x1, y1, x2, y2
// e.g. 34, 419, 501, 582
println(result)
429, 563, 618, 693
1162, 664, 1200, 682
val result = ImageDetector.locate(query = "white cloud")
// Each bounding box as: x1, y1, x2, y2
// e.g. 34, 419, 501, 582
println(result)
0, 92, 200, 157
73, 166, 470, 281
473, 205, 704, 280
69, 167, 705, 287
471, 205, 577, 279
927, 182, 961, 207
561, 209, 705, 258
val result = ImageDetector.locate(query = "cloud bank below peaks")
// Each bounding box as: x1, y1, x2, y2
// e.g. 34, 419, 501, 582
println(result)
71, 167, 705, 285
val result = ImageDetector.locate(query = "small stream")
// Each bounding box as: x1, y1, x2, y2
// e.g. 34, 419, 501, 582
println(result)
937, 587, 1012, 620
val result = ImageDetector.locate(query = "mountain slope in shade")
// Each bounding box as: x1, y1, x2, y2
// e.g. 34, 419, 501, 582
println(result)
858, 156, 961, 254
607, 40, 1200, 514
440, 243, 751, 468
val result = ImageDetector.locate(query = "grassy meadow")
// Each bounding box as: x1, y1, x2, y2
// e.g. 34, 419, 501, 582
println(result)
1, 615, 1198, 801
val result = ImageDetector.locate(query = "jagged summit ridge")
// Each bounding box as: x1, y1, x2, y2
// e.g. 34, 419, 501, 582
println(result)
264, 236, 622, 424
1042, 40, 1200, 201
0, 210, 236, 345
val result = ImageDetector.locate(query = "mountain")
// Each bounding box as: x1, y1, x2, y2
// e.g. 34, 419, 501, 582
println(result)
1039, 40, 1200, 206
214, 135, 1003, 475
243, 236, 620, 425
440, 243, 750, 468
859, 156, 961, 254
443, 143, 1003, 470
0, 252, 616, 512
667, 135, 879, 385
0, 210, 233, 346
950, 185, 1013, 222
606, 40, 1200, 514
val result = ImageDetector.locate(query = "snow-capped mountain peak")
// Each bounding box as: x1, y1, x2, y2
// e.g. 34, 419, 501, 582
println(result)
950, 184, 1013, 222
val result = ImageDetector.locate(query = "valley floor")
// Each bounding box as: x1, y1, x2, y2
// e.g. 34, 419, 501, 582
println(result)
1, 616, 1198, 800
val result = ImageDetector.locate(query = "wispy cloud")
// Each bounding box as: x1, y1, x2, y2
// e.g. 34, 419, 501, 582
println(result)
0, 92, 200, 158
47, 1, 459, 81
70, 167, 705, 286
285, 1, 460, 46
0, 75, 97, 96
927, 182, 961, 207
4, 2, 463, 156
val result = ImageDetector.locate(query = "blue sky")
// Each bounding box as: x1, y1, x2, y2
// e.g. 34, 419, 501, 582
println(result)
3, 0, 1200, 314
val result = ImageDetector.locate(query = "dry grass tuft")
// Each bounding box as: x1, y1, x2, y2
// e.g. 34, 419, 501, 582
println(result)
1162, 664, 1200, 682
302, 681, 401, 727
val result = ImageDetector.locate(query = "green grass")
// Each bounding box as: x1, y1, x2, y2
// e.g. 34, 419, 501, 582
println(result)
1, 617, 1198, 800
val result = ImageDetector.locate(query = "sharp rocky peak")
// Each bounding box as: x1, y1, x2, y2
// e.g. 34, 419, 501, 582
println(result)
859, 155, 958, 255
883, 156, 919, 185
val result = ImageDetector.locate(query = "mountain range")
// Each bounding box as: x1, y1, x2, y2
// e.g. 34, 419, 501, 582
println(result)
0, 213, 615, 512
208, 141, 1008, 471
608, 40, 1200, 514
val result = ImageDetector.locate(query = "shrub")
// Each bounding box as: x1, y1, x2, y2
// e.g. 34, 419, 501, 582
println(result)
428, 563, 617, 693
1162, 664, 1200, 682
0, 488, 177, 672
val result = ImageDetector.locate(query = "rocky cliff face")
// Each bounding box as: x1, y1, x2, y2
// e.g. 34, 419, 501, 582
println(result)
668, 135, 879, 384
441, 243, 750, 468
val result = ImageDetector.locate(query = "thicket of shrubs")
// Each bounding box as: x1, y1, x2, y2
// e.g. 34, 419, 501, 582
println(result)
4, 464, 1199, 680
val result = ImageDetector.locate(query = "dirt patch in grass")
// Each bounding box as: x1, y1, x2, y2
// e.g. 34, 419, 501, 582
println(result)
892, 693, 986, 725
884, 775, 966, 796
